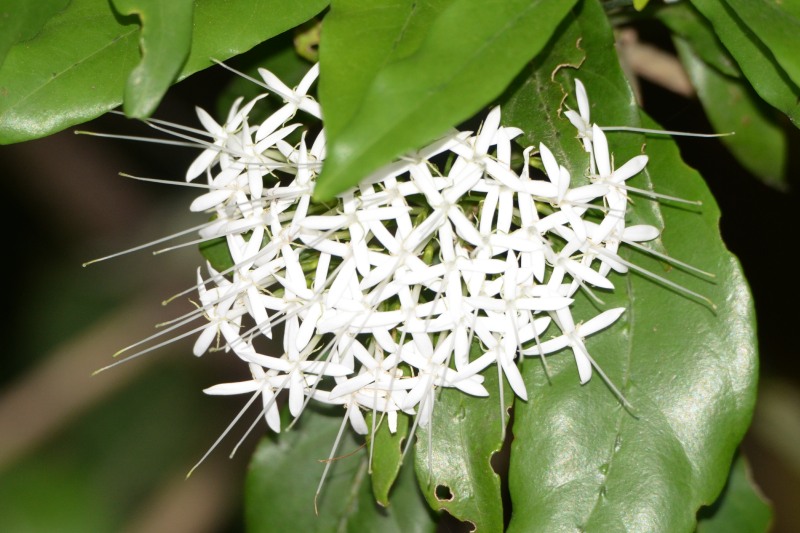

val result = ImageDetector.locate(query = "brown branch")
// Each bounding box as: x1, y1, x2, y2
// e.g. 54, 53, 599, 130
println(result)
616, 28, 695, 99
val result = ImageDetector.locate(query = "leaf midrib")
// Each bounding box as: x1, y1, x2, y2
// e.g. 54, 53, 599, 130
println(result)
579, 273, 636, 527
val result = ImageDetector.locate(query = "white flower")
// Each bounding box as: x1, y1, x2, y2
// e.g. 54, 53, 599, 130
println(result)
526, 307, 626, 384
96, 63, 709, 467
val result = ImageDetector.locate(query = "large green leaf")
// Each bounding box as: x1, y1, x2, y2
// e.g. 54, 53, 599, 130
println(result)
656, 2, 740, 78
414, 360, 512, 533
246, 407, 437, 532
314, 0, 578, 200
674, 36, 787, 190
696, 454, 772, 533
502, 1, 758, 531
0, 0, 329, 144
111, 0, 193, 119
0, 0, 69, 69
723, 0, 800, 89
690, 0, 800, 127
502, 0, 639, 188
319, 0, 454, 142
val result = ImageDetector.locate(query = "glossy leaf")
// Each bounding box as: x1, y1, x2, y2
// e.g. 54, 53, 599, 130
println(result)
696, 454, 772, 533
246, 407, 437, 533
414, 362, 512, 533
314, 0, 578, 200
180, 0, 327, 76
675, 37, 787, 190
503, 1, 757, 531
656, 2, 740, 78
111, 0, 193, 118
690, 0, 800, 127
723, 0, 800, 89
319, 0, 453, 142
0, 0, 329, 144
366, 411, 410, 506
0, 0, 69, 69
501, 0, 639, 189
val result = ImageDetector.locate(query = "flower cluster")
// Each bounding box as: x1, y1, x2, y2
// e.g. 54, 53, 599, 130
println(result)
112, 65, 694, 445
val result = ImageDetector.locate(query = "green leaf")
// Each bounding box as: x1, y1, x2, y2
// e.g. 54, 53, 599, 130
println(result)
199, 236, 234, 273
501, 0, 640, 188
319, 0, 452, 142
674, 36, 787, 190
723, 0, 800, 89
696, 454, 772, 533
0, 0, 329, 144
246, 407, 437, 532
180, 0, 328, 76
366, 411, 410, 506
110, 0, 193, 118
314, 0, 578, 200
656, 2, 740, 78
414, 356, 512, 533
633, 0, 650, 11
502, 1, 758, 531
690, 0, 800, 127
0, 0, 69, 69
510, 119, 758, 531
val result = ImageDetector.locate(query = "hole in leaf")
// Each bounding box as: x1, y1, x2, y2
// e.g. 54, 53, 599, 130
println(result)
435, 484, 454, 502
439, 511, 475, 532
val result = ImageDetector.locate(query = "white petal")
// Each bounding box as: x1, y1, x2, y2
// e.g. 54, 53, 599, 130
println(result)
498, 352, 528, 401
203, 380, 260, 395
575, 79, 590, 122
348, 406, 368, 435
193, 326, 217, 356
592, 125, 611, 177
581, 307, 626, 336
564, 260, 614, 289
539, 143, 560, 183
528, 335, 569, 355
186, 149, 218, 181
573, 341, 594, 384
190, 189, 231, 212
613, 155, 649, 183
623, 224, 660, 242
